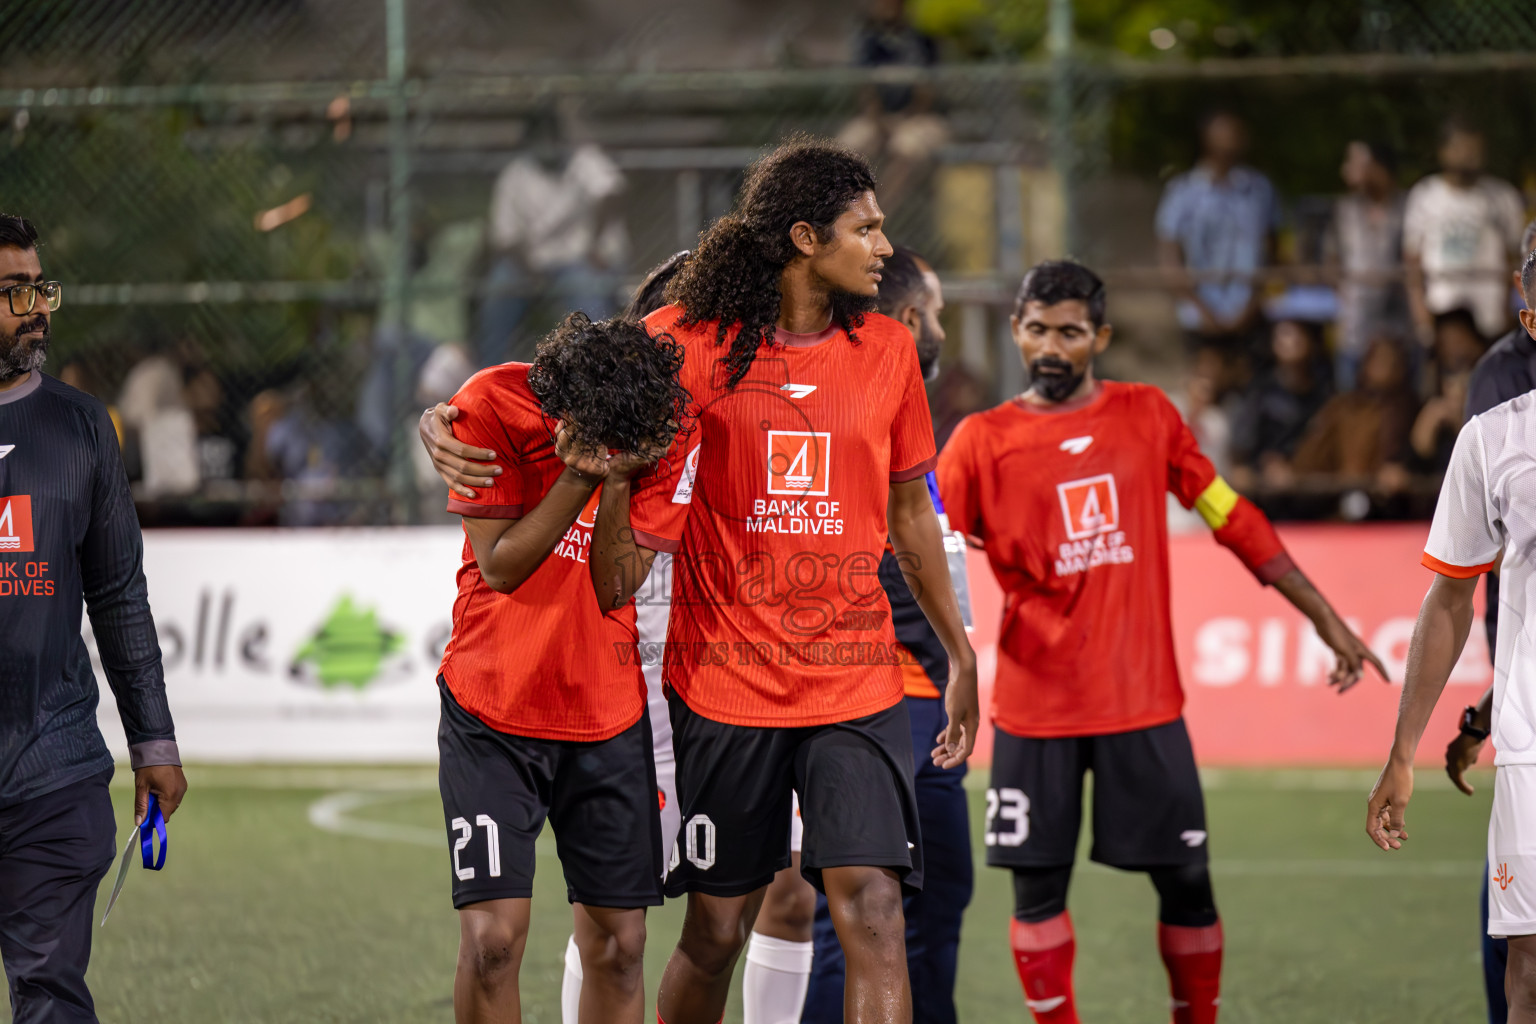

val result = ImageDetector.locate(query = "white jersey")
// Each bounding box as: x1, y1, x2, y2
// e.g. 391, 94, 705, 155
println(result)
1423, 391, 1536, 765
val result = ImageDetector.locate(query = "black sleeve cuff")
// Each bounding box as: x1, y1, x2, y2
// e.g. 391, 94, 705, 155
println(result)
129, 740, 182, 770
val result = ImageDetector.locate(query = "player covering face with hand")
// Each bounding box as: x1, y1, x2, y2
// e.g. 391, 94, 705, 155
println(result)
938, 260, 1385, 1024
433, 311, 691, 1024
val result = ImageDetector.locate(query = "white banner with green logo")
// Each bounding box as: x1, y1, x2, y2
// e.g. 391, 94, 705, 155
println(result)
93, 528, 464, 761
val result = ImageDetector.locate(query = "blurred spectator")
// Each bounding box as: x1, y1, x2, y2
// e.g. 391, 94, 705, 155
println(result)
1230, 320, 1332, 492
1325, 140, 1408, 389
931, 363, 986, 450
837, 0, 949, 211
243, 388, 287, 483
1175, 347, 1233, 473
1156, 111, 1278, 389
264, 384, 365, 527
1410, 367, 1469, 476
1403, 309, 1486, 478
411, 343, 473, 521
1465, 219, 1536, 417
58, 361, 123, 446
117, 353, 198, 498
1404, 118, 1526, 344
1290, 335, 1417, 490
184, 366, 238, 484
1430, 307, 1489, 381
476, 107, 628, 368
1168, 349, 1233, 533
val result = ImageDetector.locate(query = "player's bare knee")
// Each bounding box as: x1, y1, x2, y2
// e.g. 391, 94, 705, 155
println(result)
827, 868, 905, 956
578, 913, 647, 985
762, 881, 817, 936
679, 898, 752, 974
1508, 940, 1536, 1009
459, 912, 527, 985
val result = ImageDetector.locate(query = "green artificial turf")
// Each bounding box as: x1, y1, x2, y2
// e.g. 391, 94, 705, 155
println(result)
1, 765, 1492, 1023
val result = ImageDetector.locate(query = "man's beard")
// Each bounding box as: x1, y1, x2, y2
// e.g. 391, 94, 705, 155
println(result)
1028, 355, 1085, 403
0, 316, 50, 381
916, 316, 942, 381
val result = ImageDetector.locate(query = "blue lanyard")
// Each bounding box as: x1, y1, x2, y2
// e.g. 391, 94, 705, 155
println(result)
141, 793, 167, 870
925, 471, 946, 516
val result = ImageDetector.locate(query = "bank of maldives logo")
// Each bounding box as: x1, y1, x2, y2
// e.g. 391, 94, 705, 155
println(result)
767, 431, 831, 497
1056, 474, 1119, 540
0, 495, 33, 552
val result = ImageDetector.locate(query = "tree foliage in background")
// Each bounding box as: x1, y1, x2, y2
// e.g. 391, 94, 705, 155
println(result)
0, 107, 361, 392
909, 0, 1536, 59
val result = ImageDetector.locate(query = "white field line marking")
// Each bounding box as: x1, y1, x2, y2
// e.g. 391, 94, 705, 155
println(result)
307, 789, 558, 858
308, 790, 442, 847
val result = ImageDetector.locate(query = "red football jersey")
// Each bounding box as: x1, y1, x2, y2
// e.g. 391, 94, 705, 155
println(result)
937, 381, 1223, 738
645, 306, 937, 727
438, 363, 690, 741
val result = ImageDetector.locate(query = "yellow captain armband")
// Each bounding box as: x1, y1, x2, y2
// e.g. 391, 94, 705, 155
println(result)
1194, 476, 1240, 530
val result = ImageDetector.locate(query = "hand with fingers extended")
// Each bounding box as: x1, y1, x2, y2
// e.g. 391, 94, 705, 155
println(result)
419, 403, 503, 499
1366, 759, 1412, 851
1314, 607, 1390, 693
1445, 730, 1486, 796
134, 764, 187, 826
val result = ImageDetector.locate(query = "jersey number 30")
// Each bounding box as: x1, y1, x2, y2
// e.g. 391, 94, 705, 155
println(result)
985, 788, 1030, 847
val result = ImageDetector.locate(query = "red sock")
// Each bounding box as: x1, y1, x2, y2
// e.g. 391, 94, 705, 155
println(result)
1158, 921, 1223, 1024
1010, 913, 1080, 1023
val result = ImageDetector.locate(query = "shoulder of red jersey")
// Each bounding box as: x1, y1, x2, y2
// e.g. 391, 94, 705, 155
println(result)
642, 303, 689, 337
1103, 379, 1178, 411
453, 361, 532, 406
854, 310, 915, 345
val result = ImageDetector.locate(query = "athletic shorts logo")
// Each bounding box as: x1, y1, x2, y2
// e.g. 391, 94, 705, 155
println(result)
1056, 474, 1120, 541
0, 444, 14, 460
1496, 862, 1515, 891
0, 495, 33, 553
767, 431, 831, 497
1180, 829, 1208, 848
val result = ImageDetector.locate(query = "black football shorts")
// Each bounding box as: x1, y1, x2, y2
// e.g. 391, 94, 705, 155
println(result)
436, 679, 665, 910
664, 695, 923, 899
985, 717, 1210, 870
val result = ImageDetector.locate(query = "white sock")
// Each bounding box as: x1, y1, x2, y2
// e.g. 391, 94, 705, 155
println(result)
742, 933, 814, 1024
561, 933, 583, 1024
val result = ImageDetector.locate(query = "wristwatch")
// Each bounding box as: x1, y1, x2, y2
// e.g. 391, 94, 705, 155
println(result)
1460, 705, 1491, 742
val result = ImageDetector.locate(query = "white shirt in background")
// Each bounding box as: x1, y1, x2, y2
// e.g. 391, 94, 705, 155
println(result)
488, 143, 629, 271
1403, 173, 1526, 338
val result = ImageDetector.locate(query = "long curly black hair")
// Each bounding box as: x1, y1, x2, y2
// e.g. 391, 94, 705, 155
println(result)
527, 312, 692, 455
665, 136, 879, 388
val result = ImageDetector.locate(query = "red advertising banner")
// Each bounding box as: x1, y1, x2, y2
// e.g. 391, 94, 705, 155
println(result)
966, 523, 1490, 766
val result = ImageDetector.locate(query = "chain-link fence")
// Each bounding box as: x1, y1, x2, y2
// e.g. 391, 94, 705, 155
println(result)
3, 0, 1534, 526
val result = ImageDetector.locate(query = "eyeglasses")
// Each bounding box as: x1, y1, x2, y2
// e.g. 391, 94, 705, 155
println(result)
0, 281, 61, 317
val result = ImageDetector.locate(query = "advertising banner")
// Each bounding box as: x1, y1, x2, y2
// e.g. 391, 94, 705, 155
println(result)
95, 528, 464, 761
967, 522, 1490, 766
96, 523, 1486, 765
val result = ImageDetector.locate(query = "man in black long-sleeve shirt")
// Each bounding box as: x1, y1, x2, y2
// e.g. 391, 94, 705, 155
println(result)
0, 214, 186, 1022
